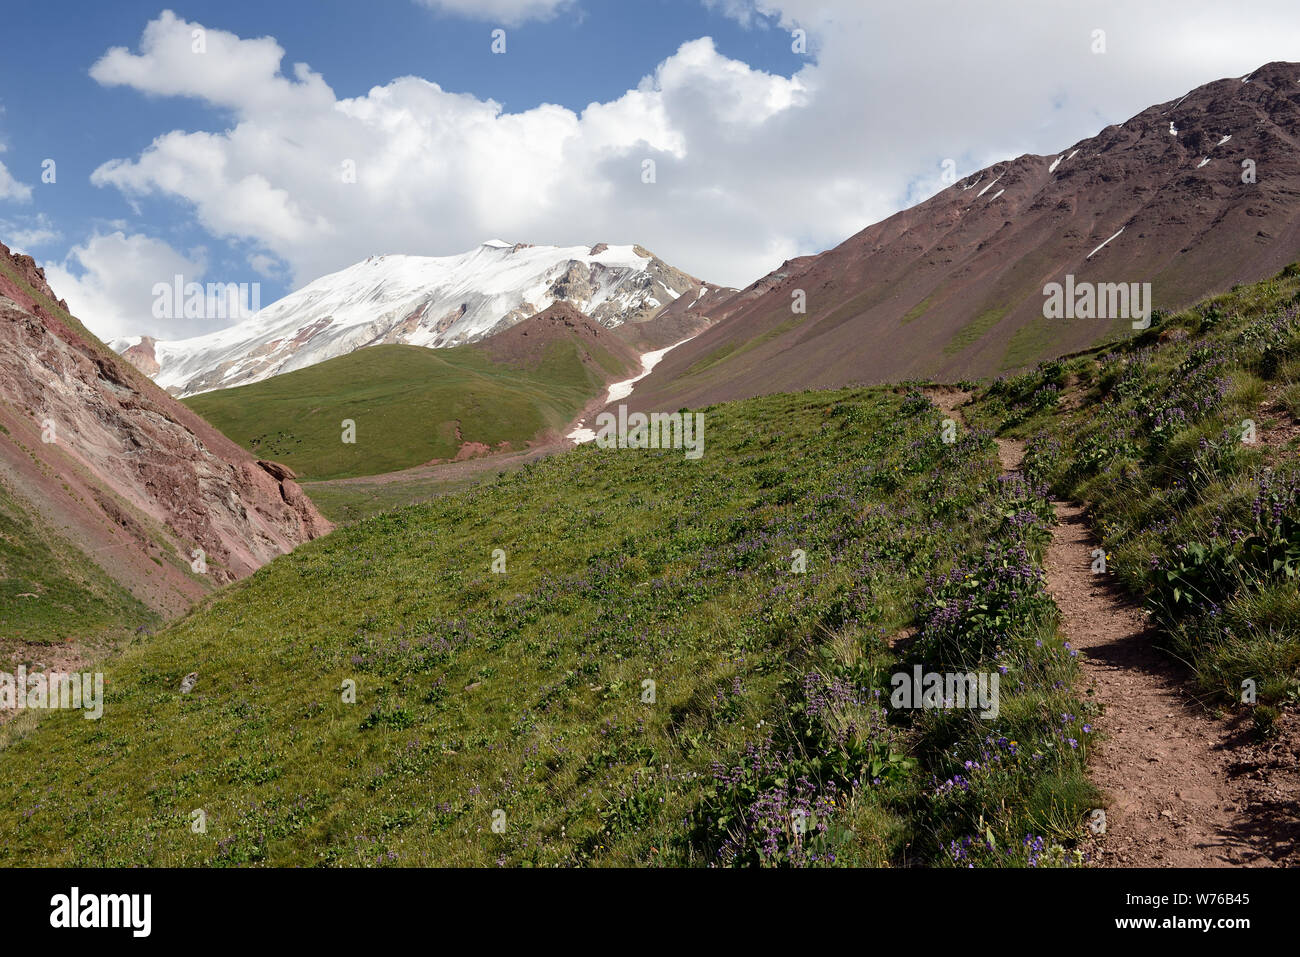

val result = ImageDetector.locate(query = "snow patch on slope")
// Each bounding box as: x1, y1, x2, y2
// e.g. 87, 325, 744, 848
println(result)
1087, 227, 1126, 259
566, 335, 696, 444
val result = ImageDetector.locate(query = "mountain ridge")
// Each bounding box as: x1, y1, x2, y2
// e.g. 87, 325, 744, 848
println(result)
116, 240, 730, 398
629, 61, 1300, 412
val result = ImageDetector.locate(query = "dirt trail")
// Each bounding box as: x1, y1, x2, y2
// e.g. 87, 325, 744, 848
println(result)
923, 387, 1284, 867
1045, 502, 1265, 865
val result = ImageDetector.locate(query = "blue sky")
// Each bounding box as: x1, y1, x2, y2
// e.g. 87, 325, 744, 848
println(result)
0, 1, 796, 322
1, 0, 1298, 341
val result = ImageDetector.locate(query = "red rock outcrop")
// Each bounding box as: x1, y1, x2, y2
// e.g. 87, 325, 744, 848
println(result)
0, 240, 330, 620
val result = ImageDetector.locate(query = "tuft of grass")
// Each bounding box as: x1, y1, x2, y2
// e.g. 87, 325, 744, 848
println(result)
901, 295, 933, 325
944, 305, 1009, 357
0, 476, 156, 647
1001, 320, 1059, 372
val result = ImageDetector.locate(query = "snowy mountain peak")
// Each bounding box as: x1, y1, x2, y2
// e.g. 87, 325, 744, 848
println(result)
119, 241, 708, 397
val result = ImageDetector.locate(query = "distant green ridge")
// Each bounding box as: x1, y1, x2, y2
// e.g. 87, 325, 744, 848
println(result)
185, 341, 619, 480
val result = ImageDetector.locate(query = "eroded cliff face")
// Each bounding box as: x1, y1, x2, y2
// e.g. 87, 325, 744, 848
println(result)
0, 241, 330, 620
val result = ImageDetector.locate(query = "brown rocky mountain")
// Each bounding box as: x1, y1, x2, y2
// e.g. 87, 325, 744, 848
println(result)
475, 300, 644, 375
631, 61, 1300, 412
0, 241, 330, 623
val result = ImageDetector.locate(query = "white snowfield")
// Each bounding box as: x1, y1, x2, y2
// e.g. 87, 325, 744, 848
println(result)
127, 241, 697, 397
605, 337, 690, 405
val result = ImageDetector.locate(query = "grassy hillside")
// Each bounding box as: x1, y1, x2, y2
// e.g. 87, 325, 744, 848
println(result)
303, 473, 485, 525
0, 385, 1094, 867
5, 266, 1297, 868
0, 475, 156, 648
185, 338, 626, 481
967, 264, 1300, 728
301, 446, 551, 525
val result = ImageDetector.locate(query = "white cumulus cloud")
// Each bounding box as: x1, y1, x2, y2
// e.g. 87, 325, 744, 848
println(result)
43, 232, 211, 341
74, 2, 1300, 342
0, 158, 32, 203
85, 12, 810, 292
1, 213, 61, 251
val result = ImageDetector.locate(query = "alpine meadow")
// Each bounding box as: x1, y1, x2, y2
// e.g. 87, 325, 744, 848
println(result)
0, 1, 1298, 937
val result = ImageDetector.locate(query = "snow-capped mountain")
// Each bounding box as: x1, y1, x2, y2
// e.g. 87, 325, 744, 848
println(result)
115, 241, 709, 397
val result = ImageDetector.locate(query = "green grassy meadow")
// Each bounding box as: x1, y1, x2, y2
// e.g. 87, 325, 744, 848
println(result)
184, 339, 625, 481
303, 473, 487, 525
3, 265, 1299, 867
0, 385, 1095, 867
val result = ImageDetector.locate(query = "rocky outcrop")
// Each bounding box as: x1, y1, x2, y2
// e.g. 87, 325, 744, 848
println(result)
119, 336, 161, 375
0, 240, 330, 620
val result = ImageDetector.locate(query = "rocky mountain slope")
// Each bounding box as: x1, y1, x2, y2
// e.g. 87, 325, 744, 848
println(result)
631, 61, 1300, 412
116, 241, 726, 398
0, 242, 330, 625
475, 299, 643, 372
609, 282, 740, 353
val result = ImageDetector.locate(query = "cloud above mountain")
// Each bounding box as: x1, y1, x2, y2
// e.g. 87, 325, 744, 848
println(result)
55, 2, 1300, 338
86, 10, 815, 292
44, 232, 210, 341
